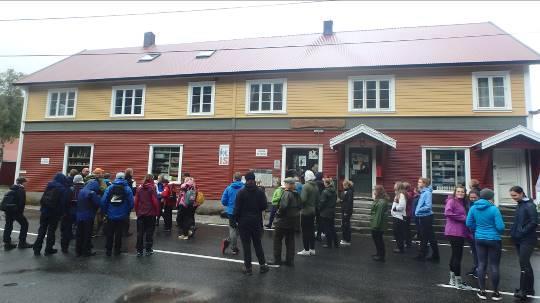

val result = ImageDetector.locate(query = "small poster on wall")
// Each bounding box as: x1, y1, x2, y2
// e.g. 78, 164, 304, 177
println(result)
308, 150, 318, 159
298, 155, 307, 167
274, 160, 281, 170
219, 144, 229, 166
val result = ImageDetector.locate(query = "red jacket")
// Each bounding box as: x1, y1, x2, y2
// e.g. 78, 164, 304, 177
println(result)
134, 181, 160, 217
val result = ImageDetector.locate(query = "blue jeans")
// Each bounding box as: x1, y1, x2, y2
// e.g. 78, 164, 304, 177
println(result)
475, 239, 502, 291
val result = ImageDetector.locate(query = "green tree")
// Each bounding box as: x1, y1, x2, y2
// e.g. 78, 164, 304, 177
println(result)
0, 69, 25, 170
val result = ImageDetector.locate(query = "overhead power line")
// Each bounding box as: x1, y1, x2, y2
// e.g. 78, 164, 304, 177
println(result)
0, 32, 537, 58
0, 0, 331, 22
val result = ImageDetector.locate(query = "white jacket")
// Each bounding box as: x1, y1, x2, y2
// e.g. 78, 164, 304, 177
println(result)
391, 193, 407, 220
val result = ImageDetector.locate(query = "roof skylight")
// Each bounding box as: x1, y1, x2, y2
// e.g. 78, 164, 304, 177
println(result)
138, 53, 161, 62
195, 50, 216, 59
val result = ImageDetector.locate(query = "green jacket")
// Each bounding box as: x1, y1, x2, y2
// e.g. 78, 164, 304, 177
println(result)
300, 181, 319, 216
271, 186, 285, 206
370, 198, 389, 231
319, 185, 337, 218
274, 190, 300, 229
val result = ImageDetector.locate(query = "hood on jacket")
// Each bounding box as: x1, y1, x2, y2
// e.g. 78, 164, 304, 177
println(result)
47, 172, 67, 189
230, 181, 244, 189
112, 178, 127, 186
304, 170, 316, 182
9, 184, 23, 191
421, 186, 433, 193
473, 199, 493, 210
85, 180, 100, 192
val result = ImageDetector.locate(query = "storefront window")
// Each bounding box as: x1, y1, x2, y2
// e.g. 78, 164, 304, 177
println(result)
425, 149, 466, 192
150, 146, 181, 180
65, 145, 92, 174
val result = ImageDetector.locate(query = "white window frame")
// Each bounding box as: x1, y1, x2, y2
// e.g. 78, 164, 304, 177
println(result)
472, 71, 512, 111
110, 85, 146, 117
147, 144, 184, 181
421, 146, 471, 194
62, 143, 94, 174
348, 75, 395, 112
187, 81, 215, 116
245, 78, 287, 114
45, 88, 78, 118
280, 144, 323, 185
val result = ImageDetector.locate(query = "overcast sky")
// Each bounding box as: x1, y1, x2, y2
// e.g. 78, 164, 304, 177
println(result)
1, 0, 540, 127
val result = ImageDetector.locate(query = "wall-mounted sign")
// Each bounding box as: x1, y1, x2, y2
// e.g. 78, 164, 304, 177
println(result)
218, 145, 229, 165
40, 158, 50, 165
256, 149, 268, 157
274, 160, 281, 170
308, 150, 319, 159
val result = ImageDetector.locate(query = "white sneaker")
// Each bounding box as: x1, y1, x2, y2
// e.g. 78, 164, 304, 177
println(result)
178, 235, 187, 240
340, 240, 351, 246
297, 250, 310, 256
309, 249, 316, 256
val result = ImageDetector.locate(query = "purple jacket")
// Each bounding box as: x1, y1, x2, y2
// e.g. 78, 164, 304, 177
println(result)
444, 195, 470, 239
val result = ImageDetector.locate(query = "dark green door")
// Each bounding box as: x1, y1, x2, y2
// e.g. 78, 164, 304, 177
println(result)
349, 148, 372, 195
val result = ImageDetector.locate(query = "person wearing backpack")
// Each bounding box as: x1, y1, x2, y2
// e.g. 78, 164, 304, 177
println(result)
134, 174, 160, 257
177, 179, 196, 240
122, 168, 136, 237
100, 172, 134, 256
60, 175, 84, 253
220, 172, 244, 255
75, 179, 101, 257
34, 172, 69, 256
2, 177, 33, 250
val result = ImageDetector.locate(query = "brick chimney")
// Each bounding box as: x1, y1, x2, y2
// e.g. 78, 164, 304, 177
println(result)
143, 32, 155, 48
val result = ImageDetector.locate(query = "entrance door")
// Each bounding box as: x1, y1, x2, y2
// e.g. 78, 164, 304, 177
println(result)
493, 149, 527, 205
349, 148, 372, 195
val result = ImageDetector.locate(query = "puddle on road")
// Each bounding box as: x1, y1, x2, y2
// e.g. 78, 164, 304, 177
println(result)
116, 284, 212, 303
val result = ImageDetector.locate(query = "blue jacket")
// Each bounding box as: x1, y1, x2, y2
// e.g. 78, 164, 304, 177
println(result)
415, 186, 433, 217
221, 181, 244, 215
100, 179, 134, 221
41, 173, 69, 216
76, 180, 101, 222
466, 199, 505, 241
511, 198, 538, 245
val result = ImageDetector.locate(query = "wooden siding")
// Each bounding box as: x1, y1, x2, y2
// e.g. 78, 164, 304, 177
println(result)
25, 65, 527, 122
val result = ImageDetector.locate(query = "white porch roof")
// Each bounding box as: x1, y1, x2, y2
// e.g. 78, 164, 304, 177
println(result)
475, 125, 540, 150
329, 124, 397, 149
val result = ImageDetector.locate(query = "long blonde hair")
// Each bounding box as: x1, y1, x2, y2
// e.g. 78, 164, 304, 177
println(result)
394, 181, 406, 202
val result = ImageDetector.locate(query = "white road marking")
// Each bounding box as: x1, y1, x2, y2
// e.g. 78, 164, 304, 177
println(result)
437, 283, 540, 300
0, 228, 38, 237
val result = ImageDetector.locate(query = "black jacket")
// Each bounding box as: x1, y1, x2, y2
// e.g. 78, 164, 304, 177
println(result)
233, 183, 267, 228
320, 185, 337, 218
7, 184, 26, 214
341, 188, 354, 215
510, 198, 538, 245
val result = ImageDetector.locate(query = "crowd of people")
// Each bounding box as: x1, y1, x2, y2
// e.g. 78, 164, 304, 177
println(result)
1, 167, 538, 301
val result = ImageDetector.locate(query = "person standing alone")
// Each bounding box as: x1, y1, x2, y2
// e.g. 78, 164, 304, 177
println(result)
221, 172, 244, 255
2, 177, 33, 250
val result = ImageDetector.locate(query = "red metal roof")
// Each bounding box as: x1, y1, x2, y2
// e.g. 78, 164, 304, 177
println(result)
17, 22, 540, 85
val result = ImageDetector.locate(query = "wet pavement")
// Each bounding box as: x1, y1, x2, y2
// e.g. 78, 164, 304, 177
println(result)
0, 209, 539, 303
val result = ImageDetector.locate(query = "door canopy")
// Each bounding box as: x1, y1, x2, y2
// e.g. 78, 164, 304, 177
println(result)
475, 125, 540, 150
329, 124, 397, 149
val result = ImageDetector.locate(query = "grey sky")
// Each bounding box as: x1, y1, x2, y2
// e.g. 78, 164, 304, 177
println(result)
1, 1, 539, 126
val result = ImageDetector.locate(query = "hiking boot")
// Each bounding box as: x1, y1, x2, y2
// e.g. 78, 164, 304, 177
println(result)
476, 291, 488, 300
491, 292, 502, 301
4, 243, 17, 250
44, 248, 58, 256
297, 250, 310, 256
17, 242, 33, 249
260, 264, 270, 274
221, 239, 230, 255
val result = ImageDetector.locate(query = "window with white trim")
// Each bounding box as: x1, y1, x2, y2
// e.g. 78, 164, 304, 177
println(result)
111, 85, 145, 116
47, 89, 77, 117
349, 76, 395, 112
472, 71, 511, 110
423, 148, 470, 192
149, 145, 182, 181
64, 144, 93, 175
246, 79, 286, 113
188, 82, 215, 115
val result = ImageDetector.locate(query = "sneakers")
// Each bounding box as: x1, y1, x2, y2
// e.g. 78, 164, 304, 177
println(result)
18, 242, 33, 249
309, 249, 316, 256
372, 255, 385, 262
476, 291, 488, 300
297, 250, 310, 256
178, 235, 188, 240
4, 243, 17, 251
243, 267, 253, 276
44, 248, 58, 256
491, 292, 502, 301
231, 247, 240, 255
259, 264, 270, 274
137, 251, 144, 257
221, 239, 230, 255
339, 240, 351, 246
145, 249, 154, 256
448, 272, 456, 287
454, 276, 472, 290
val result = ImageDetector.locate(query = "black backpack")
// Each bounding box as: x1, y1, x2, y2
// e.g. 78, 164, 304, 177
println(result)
110, 184, 125, 206
40, 187, 62, 209
0, 190, 18, 212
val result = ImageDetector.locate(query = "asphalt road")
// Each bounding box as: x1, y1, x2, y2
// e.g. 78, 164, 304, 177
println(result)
0, 209, 539, 303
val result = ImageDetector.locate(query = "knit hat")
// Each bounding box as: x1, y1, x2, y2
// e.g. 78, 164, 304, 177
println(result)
283, 177, 296, 184
93, 168, 104, 174
73, 175, 84, 184
116, 172, 125, 180
245, 172, 256, 181
479, 188, 494, 201
304, 170, 316, 182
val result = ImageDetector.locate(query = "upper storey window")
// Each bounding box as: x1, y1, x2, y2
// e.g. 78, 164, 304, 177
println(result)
246, 79, 287, 114
472, 71, 512, 111
348, 76, 395, 112
111, 85, 145, 117
188, 82, 215, 115
46, 89, 77, 118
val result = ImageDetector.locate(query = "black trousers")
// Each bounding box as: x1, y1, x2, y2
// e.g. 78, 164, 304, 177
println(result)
76, 220, 93, 256
448, 236, 465, 276
163, 205, 173, 230
105, 220, 125, 254
273, 227, 295, 263
341, 212, 352, 243
393, 217, 407, 251
315, 211, 322, 239
417, 215, 439, 258
321, 217, 338, 247
371, 230, 385, 257
404, 216, 412, 246
301, 215, 315, 251
136, 216, 156, 252
3, 212, 29, 244
178, 207, 195, 236
516, 242, 535, 294
34, 213, 60, 253
60, 213, 75, 250
239, 224, 266, 269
